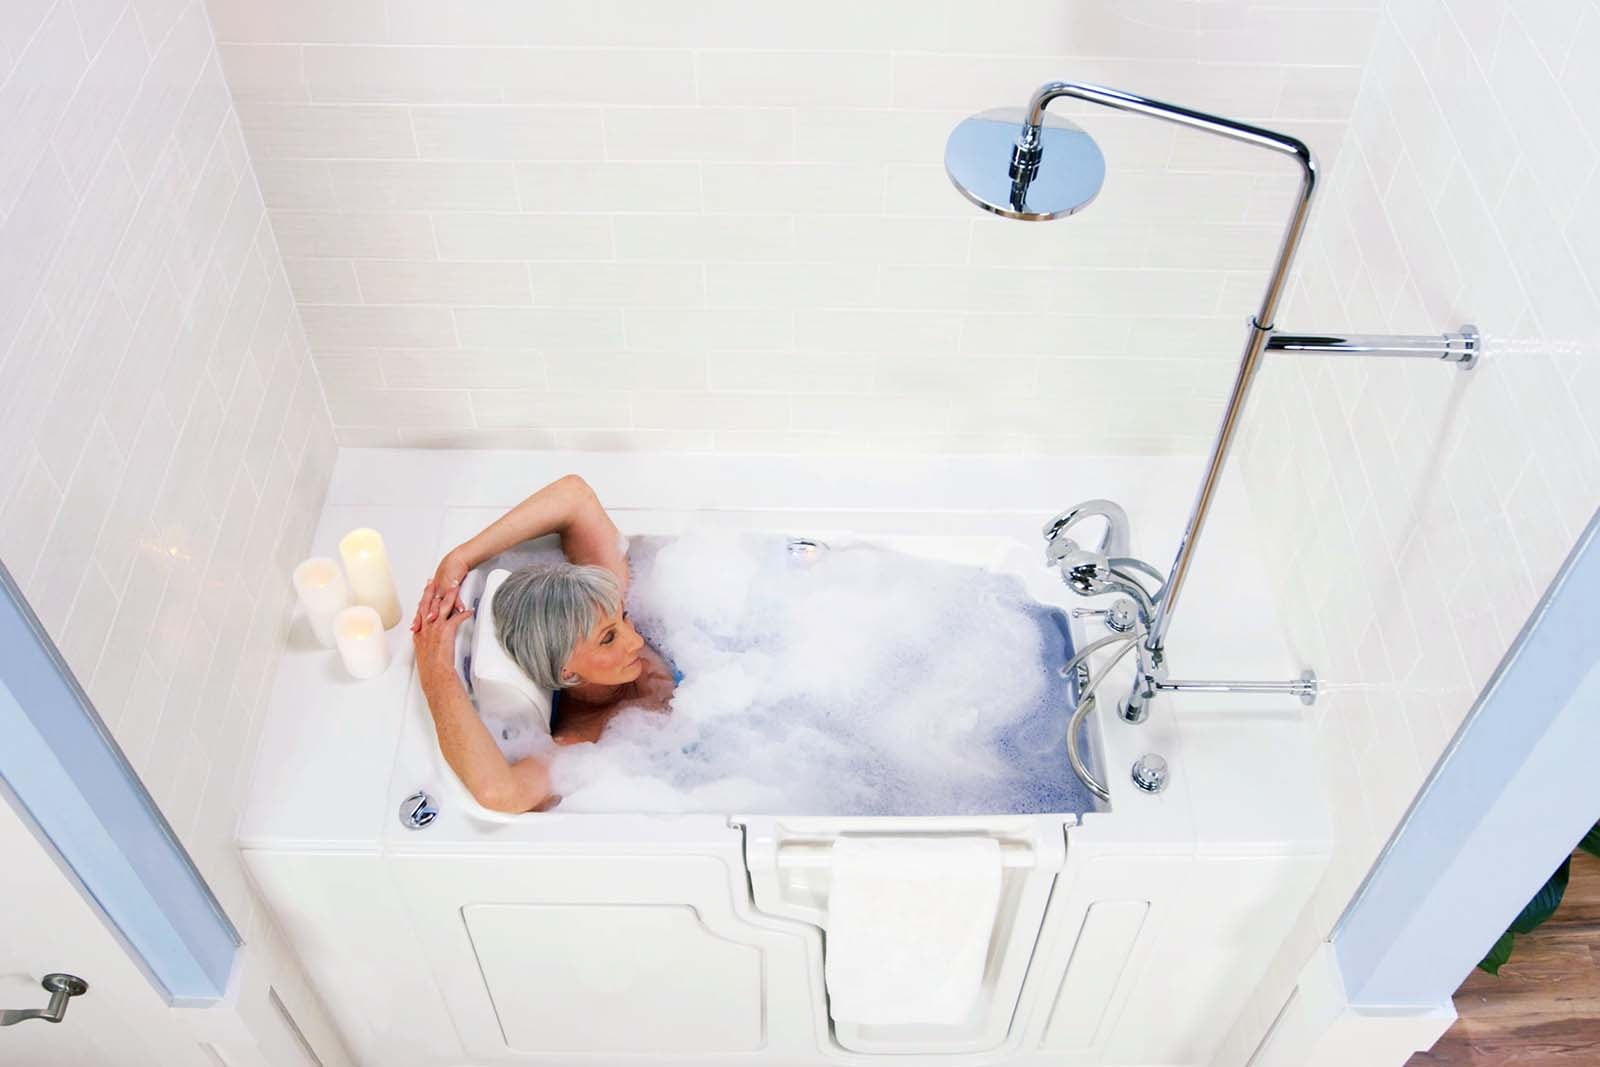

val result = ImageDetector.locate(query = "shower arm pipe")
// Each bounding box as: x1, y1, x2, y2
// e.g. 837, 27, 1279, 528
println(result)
1156, 670, 1320, 705
1021, 86, 1342, 661
1265, 329, 1479, 366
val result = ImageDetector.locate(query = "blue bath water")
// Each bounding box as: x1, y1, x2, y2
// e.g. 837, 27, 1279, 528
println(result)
520, 532, 1107, 816
991, 602, 1103, 815
628, 599, 1101, 816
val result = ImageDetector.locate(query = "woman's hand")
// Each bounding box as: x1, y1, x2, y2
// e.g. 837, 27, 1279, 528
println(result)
413, 549, 471, 631
412, 579, 472, 686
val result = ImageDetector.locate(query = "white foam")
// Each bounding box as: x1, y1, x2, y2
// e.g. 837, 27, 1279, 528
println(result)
546, 532, 1080, 815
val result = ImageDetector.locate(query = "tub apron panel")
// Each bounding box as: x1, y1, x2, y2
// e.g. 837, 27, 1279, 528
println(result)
386, 843, 824, 1062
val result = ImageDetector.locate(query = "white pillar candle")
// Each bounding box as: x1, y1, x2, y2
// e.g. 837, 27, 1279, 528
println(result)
334, 606, 391, 680
338, 527, 401, 629
291, 557, 350, 648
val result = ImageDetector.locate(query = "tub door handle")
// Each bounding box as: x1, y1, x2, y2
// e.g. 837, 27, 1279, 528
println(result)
1, 974, 88, 1026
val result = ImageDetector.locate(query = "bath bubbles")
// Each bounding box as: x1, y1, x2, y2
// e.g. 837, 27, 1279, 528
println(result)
541, 531, 1097, 816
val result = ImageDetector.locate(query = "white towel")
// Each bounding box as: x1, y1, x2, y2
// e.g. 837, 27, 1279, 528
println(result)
824, 836, 1002, 1026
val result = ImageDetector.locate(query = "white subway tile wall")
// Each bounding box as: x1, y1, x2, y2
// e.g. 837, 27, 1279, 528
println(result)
1216, 2, 1600, 1063
0, 1, 345, 1061
203, 0, 1379, 453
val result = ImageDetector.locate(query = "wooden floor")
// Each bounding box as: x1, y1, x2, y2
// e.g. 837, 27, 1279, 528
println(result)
1407, 849, 1600, 1066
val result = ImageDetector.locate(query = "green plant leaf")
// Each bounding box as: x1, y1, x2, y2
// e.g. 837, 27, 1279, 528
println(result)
1580, 821, 1600, 859
1479, 930, 1515, 975
1509, 857, 1571, 934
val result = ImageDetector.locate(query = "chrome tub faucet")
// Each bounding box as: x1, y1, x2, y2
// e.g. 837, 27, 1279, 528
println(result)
1044, 496, 1317, 801
1043, 499, 1131, 564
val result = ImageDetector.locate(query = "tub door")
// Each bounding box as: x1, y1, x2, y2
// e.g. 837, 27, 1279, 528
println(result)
739, 815, 1069, 1057
387, 843, 824, 1063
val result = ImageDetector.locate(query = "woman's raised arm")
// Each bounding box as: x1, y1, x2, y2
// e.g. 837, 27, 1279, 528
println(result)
413, 580, 556, 813
414, 473, 625, 626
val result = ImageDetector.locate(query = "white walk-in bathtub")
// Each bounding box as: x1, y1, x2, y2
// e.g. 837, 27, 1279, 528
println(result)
239, 449, 1330, 1067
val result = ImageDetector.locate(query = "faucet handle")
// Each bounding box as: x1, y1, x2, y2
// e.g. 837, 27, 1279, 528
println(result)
1073, 598, 1139, 633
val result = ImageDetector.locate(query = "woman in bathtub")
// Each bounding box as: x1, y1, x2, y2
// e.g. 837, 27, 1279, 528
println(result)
410, 474, 677, 813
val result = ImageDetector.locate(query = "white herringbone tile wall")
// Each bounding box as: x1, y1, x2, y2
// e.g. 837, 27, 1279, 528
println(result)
204, 0, 1380, 454
1216, 1, 1600, 1061
0, 1, 346, 1062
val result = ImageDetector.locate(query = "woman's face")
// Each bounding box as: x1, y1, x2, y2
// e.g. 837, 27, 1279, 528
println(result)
563, 605, 646, 686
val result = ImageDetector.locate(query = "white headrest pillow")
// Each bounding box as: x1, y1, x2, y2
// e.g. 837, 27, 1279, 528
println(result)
468, 568, 553, 743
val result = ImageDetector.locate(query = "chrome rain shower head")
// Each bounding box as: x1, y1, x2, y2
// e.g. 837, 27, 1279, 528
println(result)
944, 106, 1105, 221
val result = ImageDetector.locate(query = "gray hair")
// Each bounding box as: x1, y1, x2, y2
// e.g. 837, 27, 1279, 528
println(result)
493, 562, 623, 691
